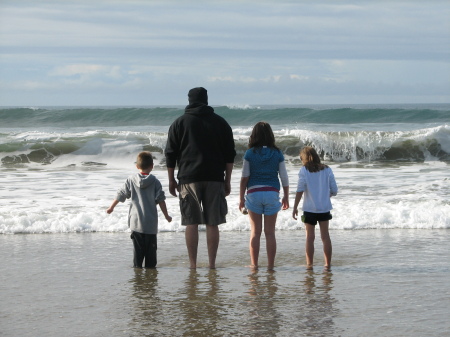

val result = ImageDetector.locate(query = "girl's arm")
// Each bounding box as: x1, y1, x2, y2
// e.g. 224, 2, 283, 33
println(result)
329, 169, 338, 196
281, 185, 289, 210
279, 160, 289, 210
292, 192, 303, 220
239, 158, 250, 212
239, 176, 249, 212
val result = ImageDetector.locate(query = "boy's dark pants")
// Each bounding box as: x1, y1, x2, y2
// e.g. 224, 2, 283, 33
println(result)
130, 231, 157, 268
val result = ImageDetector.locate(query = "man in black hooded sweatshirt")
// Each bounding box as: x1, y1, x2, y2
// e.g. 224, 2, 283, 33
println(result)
165, 87, 236, 269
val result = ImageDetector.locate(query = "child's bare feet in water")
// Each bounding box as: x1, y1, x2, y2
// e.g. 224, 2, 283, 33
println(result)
306, 264, 313, 270
323, 265, 331, 272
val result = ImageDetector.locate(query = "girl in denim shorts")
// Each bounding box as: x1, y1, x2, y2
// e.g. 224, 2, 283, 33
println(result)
292, 147, 338, 271
239, 122, 289, 270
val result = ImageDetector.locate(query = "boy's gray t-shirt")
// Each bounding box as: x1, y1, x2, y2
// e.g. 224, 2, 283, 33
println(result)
115, 173, 165, 234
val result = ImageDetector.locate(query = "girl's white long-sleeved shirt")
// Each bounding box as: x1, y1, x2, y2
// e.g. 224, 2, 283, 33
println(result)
296, 166, 338, 213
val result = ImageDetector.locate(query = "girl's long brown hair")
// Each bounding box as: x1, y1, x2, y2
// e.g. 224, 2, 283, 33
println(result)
248, 121, 279, 150
300, 146, 327, 172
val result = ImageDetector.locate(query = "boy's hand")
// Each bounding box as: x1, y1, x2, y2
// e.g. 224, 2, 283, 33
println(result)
165, 215, 172, 222
106, 200, 119, 214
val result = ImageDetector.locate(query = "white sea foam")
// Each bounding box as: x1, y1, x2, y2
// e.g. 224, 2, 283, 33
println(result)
1, 162, 449, 234
226, 104, 260, 110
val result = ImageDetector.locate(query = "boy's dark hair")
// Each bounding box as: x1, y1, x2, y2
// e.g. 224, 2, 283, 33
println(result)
136, 151, 154, 169
248, 121, 279, 150
300, 146, 327, 172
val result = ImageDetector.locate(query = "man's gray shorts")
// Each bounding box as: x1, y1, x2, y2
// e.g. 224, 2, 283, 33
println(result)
178, 181, 228, 226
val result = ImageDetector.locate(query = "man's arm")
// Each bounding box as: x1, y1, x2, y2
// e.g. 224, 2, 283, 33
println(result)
167, 167, 178, 197
224, 162, 233, 196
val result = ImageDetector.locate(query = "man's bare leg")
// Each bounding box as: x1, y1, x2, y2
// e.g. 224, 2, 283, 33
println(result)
206, 224, 220, 269
185, 224, 199, 269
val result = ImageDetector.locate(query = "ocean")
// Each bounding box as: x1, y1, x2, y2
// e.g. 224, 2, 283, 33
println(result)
1, 104, 449, 336
1, 104, 449, 233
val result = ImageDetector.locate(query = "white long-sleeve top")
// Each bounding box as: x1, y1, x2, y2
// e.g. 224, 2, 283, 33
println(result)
296, 166, 338, 213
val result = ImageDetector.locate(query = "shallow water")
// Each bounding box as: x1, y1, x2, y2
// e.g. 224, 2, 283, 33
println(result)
1, 230, 448, 336
2, 161, 449, 234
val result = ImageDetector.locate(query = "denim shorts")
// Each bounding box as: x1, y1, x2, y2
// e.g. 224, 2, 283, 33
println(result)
245, 191, 281, 216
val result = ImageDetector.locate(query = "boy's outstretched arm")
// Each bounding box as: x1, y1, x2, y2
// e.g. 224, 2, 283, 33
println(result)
158, 201, 172, 222
292, 192, 303, 220
106, 199, 119, 214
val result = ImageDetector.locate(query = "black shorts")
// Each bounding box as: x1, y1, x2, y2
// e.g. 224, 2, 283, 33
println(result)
301, 211, 332, 226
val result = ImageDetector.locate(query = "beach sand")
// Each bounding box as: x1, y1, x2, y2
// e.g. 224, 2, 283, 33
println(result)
1, 229, 449, 336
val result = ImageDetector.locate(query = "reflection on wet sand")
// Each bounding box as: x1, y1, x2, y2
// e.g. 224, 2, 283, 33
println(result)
128, 268, 164, 334
125, 268, 340, 336
241, 270, 281, 336
294, 270, 340, 336
179, 269, 229, 336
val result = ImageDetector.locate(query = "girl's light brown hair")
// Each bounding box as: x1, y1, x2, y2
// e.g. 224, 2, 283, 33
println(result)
300, 146, 327, 172
136, 151, 154, 170
248, 121, 279, 150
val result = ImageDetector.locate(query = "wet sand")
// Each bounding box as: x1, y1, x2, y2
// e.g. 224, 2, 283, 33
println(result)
1, 229, 449, 336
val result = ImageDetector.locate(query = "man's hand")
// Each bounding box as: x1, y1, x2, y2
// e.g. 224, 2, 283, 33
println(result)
169, 179, 178, 197
224, 181, 231, 196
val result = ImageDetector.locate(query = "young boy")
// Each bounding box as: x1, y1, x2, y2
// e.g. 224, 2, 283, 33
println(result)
107, 151, 172, 268
292, 147, 338, 271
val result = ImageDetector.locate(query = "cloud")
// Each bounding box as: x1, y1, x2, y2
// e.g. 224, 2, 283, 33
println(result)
47, 64, 124, 86
0, 0, 449, 105
290, 75, 309, 81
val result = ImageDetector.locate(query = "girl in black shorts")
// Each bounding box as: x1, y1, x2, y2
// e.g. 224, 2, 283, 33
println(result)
292, 147, 338, 271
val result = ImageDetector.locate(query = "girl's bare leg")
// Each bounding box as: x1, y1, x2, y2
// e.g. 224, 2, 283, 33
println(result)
318, 221, 332, 270
248, 210, 263, 269
304, 223, 315, 269
263, 213, 278, 270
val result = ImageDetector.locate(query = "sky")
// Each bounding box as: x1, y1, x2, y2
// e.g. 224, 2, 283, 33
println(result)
0, 0, 449, 106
